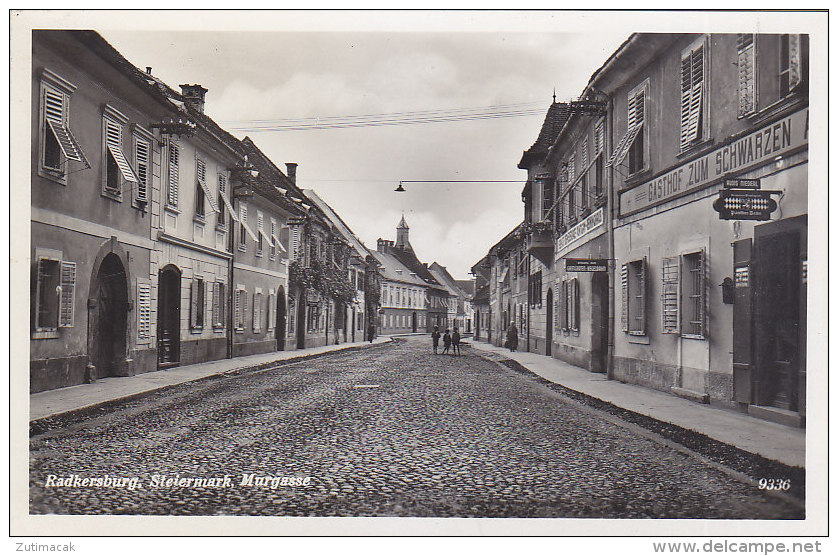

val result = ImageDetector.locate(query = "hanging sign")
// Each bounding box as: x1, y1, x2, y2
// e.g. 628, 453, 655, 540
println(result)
565, 258, 608, 272
713, 189, 780, 220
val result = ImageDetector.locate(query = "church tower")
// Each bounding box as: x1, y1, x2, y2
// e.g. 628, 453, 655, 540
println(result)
396, 214, 410, 248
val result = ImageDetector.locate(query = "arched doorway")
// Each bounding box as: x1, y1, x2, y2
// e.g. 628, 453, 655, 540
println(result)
157, 265, 181, 368
296, 291, 306, 349
89, 253, 129, 377
412, 311, 417, 333
546, 288, 553, 356
276, 285, 286, 351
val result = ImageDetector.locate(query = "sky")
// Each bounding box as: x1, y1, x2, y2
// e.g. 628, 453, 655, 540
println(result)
95, 14, 631, 279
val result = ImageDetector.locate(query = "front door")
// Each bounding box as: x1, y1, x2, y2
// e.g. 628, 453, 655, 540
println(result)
90, 253, 128, 377
754, 216, 806, 412
276, 286, 286, 351
296, 292, 306, 349
157, 265, 181, 368
591, 272, 610, 373
546, 289, 553, 356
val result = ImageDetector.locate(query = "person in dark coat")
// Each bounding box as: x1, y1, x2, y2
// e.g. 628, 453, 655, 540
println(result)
367, 322, 375, 343
431, 325, 441, 354
452, 327, 461, 356
442, 329, 452, 355
506, 322, 519, 352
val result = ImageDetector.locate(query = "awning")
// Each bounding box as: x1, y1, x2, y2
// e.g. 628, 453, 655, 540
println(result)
198, 177, 220, 213
498, 268, 509, 283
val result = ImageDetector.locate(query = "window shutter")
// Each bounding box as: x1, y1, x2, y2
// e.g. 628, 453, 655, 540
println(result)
242, 290, 248, 329
234, 289, 242, 329
637, 257, 648, 335
697, 249, 707, 338
737, 34, 757, 117
44, 89, 64, 124
135, 138, 149, 202
58, 260, 76, 328
168, 141, 179, 207
572, 278, 580, 331
680, 44, 705, 149
137, 280, 152, 341
595, 120, 605, 154
105, 119, 138, 183
620, 263, 629, 332
190, 278, 198, 329
560, 280, 568, 331
580, 138, 588, 170
661, 256, 680, 334
212, 282, 221, 328
44, 88, 85, 164
788, 34, 802, 90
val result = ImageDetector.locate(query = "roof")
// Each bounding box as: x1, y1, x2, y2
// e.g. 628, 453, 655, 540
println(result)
455, 279, 475, 297
388, 244, 442, 288
397, 214, 409, 229
489, 222, 526, 255
371, 251, 428, 287
238, 137, 310, 217
518, 101, 571, 169
428, 266, 461, 298
304, 190, 372, 261
473, 283, 490, 305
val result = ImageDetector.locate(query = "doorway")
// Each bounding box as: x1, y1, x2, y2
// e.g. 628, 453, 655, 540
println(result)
591, 272, 610, 372
546, 288, 553, 356
89, 253, 129, 377
157, 265, 181, 368
412, 311, 417, 333
276, 286, 286, 351
754, 217, 806, 412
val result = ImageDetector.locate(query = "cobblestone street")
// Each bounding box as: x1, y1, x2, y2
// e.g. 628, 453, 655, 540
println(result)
30, 337, 803, 518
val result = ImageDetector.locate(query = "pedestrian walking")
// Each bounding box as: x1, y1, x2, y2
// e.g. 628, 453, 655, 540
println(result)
506, 321, 519, 352
431, 325, 441, 354
442, 329, 452, 355
452, 327, 461, 356
368, 322, 375, 343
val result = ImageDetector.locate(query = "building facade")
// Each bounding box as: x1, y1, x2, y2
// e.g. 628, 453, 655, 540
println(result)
372, 248, 428, 335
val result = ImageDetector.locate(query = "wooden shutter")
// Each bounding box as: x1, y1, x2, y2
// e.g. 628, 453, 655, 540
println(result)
168, 140, 179, 207
560, 280, 569, 331
580, 138, 588, 170
137, 280, 152, 341
44, 88, 84, 163
190, 278, 199, 329
737, 34, 757, 117
58, 260, 76, 328
620, 263, 629, 332
572, 278, 580, 331
234, 288, 242, 329
135, 137, 149, 202
105, 119, 138, 183
697, 249, 707, 338
594, 120, 605, 154
661, 256, 680, 334
637, 258, 647, 335
788, 34, 802, 90
680, 43, 705, 149
732, 239, 753, 403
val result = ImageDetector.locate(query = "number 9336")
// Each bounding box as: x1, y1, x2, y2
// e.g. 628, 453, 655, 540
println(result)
758, 478, 791, 490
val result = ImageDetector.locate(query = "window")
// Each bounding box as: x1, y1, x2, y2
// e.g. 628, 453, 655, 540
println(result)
269, 218, 278, 259
253, 288, 263, 333
681, 251, 706, 338
103, 109, 138, 197
661, 256, 680, 334
267, 290, 275, 332
195, 181, 206, 218
212, 281, 226, 329
167, 138, 179, 208
540, 176, 553, 222
563, 278, 580, 332
190, 277, 205, 330
307, 304, 320, 333
568, 181, 576, 221
779, 34, 802, 97
133, 133, 150, 205
528, 271, 542, 308
234, 286, 247, 331
34, 251, 76, 334
626, 86, 647, 173
737, 33, 757, 118
238, 202, 257, 250
579, 139, 589, 210
680, 37, 707, 151
621, 258, 647, 335
39, 70, 86, 180
256, 212, 264, 255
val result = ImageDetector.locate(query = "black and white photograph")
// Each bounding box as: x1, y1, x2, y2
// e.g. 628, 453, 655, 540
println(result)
10, 8, 829, 545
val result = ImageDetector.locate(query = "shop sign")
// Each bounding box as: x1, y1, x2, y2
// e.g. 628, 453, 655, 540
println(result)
555, 207, 605, 261
565, 258, 608, 272
734, 265, 749, 287
724, 178, 761, 189
620, 108, 808, 215
713, 189, 780, 220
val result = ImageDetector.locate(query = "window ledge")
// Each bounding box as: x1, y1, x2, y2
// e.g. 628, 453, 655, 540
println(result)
190, 327, 204, 334
32, 330, 60, 340
680, 333, 707, 341
193, 215, 206, 225
216, 224, 228, 233
164, 205, 181, 215
38, 167, 68, 186
747, 93, 808, 128
676, 137, 715, 160
238, 245, 247, 253
101, 189, 123, 202
132, 199, 149, 212
622, 168, 653, 189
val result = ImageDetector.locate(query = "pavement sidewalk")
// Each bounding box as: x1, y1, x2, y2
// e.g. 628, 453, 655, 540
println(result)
29, 337, 392, 423
468, 339, 805, 468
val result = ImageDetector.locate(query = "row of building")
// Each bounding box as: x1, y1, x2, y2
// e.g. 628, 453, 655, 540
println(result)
30, 30, 390, 393
472, 33, 808, 427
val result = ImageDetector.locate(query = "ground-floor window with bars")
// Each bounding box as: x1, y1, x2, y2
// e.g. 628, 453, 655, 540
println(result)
660, 250, 707, 339
559, 278, 580, 332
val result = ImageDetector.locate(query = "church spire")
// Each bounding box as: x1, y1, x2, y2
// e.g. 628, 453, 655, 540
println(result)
396, 214, 409, 247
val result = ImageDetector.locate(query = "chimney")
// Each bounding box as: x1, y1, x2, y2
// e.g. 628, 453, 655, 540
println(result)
377, 239, 389, 253
179, 84, 208, 114
146, 67, 152, 74
285, 163, 298, 184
